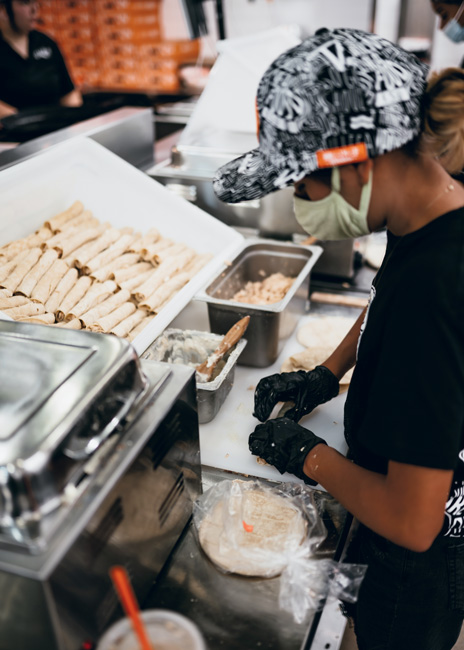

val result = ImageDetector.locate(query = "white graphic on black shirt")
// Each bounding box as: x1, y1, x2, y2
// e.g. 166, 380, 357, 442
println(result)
33, 47, 52, 60
444, 477, 464, 537
357, 284, 375, 358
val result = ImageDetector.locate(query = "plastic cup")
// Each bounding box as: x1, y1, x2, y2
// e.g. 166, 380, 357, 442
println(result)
96, 609, 207, 650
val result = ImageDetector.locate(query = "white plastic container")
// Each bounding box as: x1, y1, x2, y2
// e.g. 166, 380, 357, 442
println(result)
0, 137, 243, 355
96, 609, 206, 650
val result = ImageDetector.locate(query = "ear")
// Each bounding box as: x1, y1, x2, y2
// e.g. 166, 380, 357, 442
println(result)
356, 159, 374, 186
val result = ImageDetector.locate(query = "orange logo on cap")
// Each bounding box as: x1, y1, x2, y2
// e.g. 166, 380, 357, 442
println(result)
317, 143, 368, 168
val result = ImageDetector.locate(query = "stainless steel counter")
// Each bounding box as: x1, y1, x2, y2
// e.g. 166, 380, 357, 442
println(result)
140, 296, 363, 650
144, 466, 352, 650
0, 107, 155, 172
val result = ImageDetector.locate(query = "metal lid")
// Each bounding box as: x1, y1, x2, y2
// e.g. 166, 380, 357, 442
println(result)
0, 320, 141, 471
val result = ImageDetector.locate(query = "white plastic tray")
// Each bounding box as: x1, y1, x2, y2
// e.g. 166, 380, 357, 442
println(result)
0, 137, 244, 354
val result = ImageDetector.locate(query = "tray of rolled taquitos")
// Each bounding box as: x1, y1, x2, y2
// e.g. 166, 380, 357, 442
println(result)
0, 137, 243, 354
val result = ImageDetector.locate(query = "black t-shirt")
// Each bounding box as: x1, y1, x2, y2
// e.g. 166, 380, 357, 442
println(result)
0, 30, 74, 110
344, 208, 464, 537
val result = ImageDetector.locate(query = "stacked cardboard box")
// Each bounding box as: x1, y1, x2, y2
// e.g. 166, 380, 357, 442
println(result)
37, 0, 201, 93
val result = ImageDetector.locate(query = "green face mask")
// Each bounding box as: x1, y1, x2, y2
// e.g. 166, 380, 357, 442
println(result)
293, 166, 373, 240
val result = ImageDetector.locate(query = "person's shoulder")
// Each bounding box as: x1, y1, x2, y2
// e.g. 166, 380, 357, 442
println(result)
30, 29, 58, 48
410, 208, 464, 304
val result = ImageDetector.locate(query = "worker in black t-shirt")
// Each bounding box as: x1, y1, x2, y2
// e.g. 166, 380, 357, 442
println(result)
0, 0, 82, 120
213, 29, 464, 650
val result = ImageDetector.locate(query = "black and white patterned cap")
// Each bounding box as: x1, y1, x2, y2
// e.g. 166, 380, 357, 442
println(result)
213, 28, 429, 204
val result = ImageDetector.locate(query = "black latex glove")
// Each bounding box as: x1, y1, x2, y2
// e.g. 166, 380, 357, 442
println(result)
253, 366, 339, 423
249, 417, 327, 485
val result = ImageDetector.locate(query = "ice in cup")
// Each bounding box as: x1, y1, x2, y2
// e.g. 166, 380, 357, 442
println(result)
96, 609, 207, 650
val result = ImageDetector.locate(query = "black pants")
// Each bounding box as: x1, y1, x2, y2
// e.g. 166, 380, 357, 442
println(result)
344, 525, 464, 650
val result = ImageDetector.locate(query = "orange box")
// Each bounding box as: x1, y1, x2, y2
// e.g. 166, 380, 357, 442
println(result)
36, 16, 55, 31
59, 12, 93, 27
58, 26, 94, 41
60, 40, 96, 56
61, 0, 94, 11
99, 70, 140, 88
148, 40, 201, 62
100, 42, 138, 57
101, 56, 138, 71
97, 13, 160, 28
36, 9, 55, 22
39, 0, 57, 11
139, 57, 179, 73
66, 56, 99, 69
99, 0, 161, 11
99, 68, 179, 91
71, 67, 101, 89
139, 71, 180, 90
96, 26, 162, 42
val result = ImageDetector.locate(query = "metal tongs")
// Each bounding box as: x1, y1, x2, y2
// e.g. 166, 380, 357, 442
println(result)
196, 316, 250, 382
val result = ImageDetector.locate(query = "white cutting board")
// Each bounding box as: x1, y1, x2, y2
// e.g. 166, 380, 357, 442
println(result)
200, 369, 347, 490
172, 302, 349, 490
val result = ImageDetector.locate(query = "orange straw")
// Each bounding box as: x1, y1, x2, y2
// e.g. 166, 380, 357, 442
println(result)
109, 566, 154, 650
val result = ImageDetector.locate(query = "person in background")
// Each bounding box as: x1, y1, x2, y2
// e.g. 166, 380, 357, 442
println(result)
0, 0, 82, 120
213, 28, 464, 650
432, 1, 464, 44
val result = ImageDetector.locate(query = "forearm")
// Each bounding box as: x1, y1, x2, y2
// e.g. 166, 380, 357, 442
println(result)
0, 100, 17, 119
322, 307, 366, 380
60, 89, 83, 107
303, 444, 448, 552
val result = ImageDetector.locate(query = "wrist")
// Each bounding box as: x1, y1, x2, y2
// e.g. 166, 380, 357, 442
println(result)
303, 441, 327, 482
314, 365, 340, 398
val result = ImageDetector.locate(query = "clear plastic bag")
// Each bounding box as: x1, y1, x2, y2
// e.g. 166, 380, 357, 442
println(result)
193, 479, 367, 623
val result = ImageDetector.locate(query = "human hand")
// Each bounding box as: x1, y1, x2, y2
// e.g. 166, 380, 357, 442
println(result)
253, 366, 339, 422
248, 417, 327, 485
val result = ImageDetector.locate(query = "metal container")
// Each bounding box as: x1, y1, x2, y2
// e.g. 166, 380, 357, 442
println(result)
147, 144, 356, 278
195, 239, 322, 367
0, 320, 201, 650
143, 328, 247, 424
0, 107, 155, 173
146, 144, 305, 238
0, 319, 147, 543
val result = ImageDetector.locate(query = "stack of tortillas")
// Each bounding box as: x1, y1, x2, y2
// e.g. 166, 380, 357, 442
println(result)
198, 481, 308, 577
281, 316, 357, 385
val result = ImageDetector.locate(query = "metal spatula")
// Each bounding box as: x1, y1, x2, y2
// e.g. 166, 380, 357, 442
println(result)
196, 315, 250, 382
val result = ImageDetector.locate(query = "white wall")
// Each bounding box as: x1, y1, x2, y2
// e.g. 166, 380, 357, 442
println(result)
221, 0, 372, 39
374, 0, 401, 42
161, 0, 372, 43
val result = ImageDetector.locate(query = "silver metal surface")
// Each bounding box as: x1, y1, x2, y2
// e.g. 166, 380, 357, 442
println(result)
0, 322, 142, 460
142, 328, 247, 424
310, 597, 348, 650
0, 107, 155, 172
195, 239, 323, 367
143, 466, 349, 650
155, 99, 198, 119
146, 144, 306, 238
293, 235, 356, 281
0, 320, 148, 539
0, 360, 201, 650
149, 136, 357, 279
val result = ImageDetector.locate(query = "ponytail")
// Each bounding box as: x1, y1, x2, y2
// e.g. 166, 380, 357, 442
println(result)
422, 67, 464, 174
